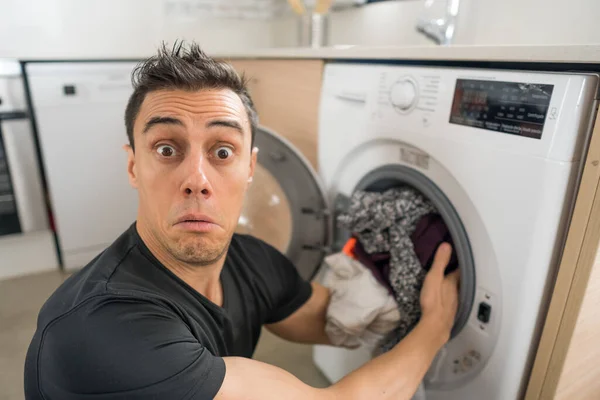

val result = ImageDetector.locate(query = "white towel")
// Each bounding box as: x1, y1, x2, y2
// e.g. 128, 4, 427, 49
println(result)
322, 252, 400, 349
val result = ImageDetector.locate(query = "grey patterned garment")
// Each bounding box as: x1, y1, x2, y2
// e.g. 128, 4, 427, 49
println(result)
337, 187, 436, 352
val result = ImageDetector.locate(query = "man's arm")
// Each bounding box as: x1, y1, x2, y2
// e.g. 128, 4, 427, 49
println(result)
265, 280, 332, 345
216, 244, 459, 400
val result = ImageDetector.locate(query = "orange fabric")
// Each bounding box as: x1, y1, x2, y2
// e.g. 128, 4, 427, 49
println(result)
342, 237, 357, 258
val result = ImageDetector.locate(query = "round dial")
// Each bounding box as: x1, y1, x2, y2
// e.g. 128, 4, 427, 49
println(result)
390, 79, 418, 111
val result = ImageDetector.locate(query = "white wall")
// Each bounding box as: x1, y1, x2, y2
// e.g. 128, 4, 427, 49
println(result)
455, 0, 600, 45
0, 0, 273, 59
3, 0, 599, 59
272, 0, 600, 48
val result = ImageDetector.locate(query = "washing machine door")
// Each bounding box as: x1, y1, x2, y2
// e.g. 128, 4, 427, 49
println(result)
235, 126, 330, 281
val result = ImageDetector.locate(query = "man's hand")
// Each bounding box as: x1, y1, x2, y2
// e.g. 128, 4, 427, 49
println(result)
419, 243, 460, 342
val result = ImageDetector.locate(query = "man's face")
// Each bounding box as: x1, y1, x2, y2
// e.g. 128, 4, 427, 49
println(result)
125, 88, 257, 265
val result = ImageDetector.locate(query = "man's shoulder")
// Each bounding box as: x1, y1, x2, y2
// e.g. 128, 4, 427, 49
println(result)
25, 290, 209, 399
36, 225, 143, 327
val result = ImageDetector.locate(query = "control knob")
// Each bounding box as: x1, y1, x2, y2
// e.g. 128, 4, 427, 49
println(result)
390, 79, 418, 112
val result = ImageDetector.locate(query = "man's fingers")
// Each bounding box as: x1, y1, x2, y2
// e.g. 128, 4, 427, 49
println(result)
431, 243, 452, 277
446, 269, 460, 288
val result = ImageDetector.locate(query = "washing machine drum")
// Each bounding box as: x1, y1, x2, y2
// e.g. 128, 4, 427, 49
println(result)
334, 165, 476, 339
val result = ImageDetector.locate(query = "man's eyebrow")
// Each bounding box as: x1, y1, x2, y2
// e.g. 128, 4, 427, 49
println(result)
143, 116, 184, 133
206, 119, 244, 134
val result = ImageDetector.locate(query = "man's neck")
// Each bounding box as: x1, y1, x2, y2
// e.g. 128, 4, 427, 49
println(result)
135, 220, 225, 307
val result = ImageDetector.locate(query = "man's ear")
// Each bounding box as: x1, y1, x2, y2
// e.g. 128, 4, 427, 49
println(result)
248, 147, 258, 184
124, 144, 138, 189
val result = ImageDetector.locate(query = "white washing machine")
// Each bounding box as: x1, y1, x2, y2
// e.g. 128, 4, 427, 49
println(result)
310, 63, 599, 399
241, 62, 598, 400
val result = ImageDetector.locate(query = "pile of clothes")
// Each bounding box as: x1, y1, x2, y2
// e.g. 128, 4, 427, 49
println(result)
322, 187, 459, 353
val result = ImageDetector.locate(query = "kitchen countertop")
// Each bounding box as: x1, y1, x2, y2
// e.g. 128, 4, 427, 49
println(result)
214, 44, 600, 65
13, 44, 600, 65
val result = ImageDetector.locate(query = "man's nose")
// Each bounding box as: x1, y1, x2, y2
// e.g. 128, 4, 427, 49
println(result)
180, 152, 212, 198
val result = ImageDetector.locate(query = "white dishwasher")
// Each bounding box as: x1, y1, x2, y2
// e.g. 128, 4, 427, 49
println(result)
26, 62, 139, 270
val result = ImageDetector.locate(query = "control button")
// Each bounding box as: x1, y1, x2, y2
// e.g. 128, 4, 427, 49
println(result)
478, 302, 492, 323
63, 85, 76, 96
390, 79, 418, 112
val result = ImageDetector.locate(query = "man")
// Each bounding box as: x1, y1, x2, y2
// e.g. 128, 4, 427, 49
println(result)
24, 42, 460, 400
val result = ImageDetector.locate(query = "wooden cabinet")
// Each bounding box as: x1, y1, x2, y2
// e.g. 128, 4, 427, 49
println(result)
226, 59, 324, 169
555, 250, 600, 399
224, 59, 324, 255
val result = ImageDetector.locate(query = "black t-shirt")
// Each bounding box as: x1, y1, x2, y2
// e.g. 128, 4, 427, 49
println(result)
24, 223, 312, 399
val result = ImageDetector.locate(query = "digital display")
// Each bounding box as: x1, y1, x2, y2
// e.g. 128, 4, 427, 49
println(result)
449, 79, 554, 139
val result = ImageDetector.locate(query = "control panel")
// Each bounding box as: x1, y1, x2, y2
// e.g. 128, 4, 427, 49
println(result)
360, 65, 598, 163
449, 79, 554, 139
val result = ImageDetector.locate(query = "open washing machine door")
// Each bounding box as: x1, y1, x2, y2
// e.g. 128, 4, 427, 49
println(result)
235, 126, 331, 281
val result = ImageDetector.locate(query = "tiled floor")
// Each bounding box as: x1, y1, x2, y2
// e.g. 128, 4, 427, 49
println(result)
0, 270, 329, 400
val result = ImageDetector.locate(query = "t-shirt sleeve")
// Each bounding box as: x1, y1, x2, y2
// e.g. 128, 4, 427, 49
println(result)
256, 240, 313, 324
36, 296, 225, 400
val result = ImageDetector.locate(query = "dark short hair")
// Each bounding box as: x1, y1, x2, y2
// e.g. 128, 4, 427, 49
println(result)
124, 41, 258, 150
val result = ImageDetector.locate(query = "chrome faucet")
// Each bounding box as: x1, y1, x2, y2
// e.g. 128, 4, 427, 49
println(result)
416, 0, 461, 45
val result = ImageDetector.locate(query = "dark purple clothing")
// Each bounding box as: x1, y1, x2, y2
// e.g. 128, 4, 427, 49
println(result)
352, 237, 394, 295
410, 213, 459, 274
351, 213, 458, 297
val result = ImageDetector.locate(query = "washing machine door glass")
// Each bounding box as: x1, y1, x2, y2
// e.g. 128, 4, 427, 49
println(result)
235, 126, 329, 281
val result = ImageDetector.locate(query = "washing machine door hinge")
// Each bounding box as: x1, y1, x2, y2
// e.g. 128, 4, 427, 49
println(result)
300, 207, 333, 256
